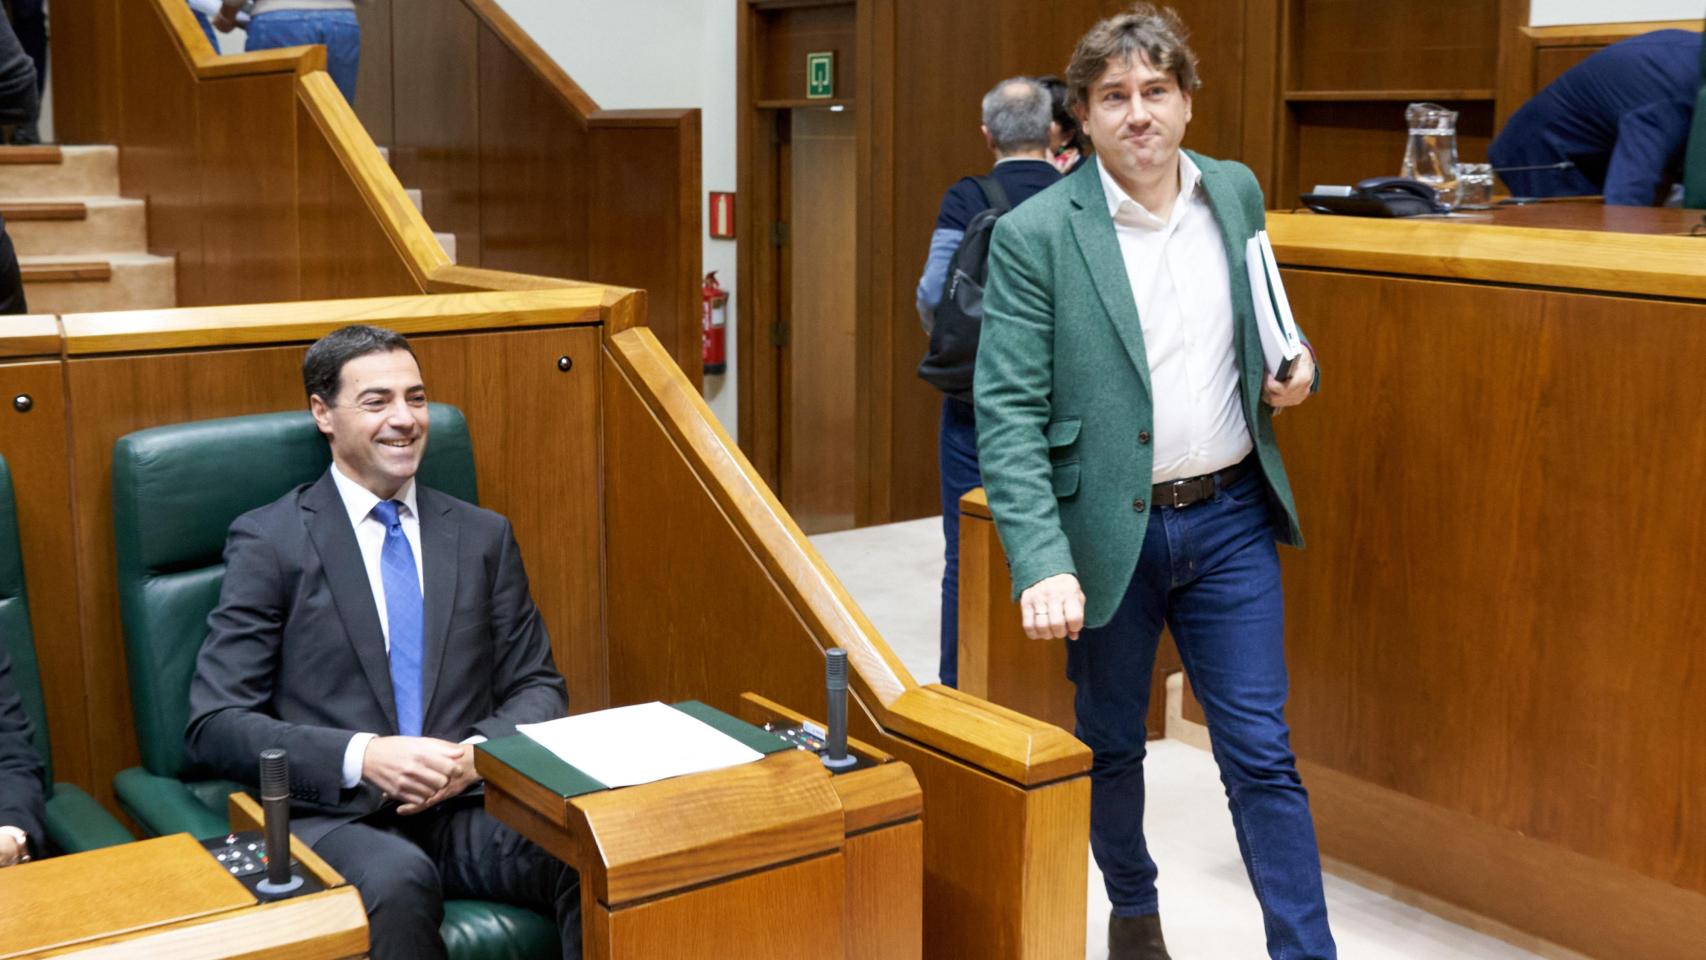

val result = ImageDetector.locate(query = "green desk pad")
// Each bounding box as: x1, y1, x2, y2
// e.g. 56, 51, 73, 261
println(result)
478, 700, 793, 800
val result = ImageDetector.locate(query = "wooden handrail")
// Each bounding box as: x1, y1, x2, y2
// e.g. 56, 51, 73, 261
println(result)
605, 327, 1090, 786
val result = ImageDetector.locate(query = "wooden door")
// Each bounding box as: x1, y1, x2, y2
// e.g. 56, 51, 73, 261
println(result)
780, 107, 858, 534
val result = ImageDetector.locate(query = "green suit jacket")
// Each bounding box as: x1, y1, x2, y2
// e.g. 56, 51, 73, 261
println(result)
974, 151, 1309, 629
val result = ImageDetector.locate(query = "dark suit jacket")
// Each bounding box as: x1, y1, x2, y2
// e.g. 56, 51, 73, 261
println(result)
0, 642, 45, 856
185, 472, 568, 844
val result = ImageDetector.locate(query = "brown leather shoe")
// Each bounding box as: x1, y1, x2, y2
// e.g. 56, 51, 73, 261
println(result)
1108, 913, 1171, 960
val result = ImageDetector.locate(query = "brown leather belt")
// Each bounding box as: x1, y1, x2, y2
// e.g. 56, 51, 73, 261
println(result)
1151, 457, 1256, 510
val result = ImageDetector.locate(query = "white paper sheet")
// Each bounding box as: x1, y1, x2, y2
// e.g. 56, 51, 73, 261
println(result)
515, 702, 764, 789
1245, 230, 1304, 378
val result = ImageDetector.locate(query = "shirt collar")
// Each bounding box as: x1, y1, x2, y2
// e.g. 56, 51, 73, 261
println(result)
993, 155, 1053, 168
329, 462, 418, 529
1098, 151, 1201, 230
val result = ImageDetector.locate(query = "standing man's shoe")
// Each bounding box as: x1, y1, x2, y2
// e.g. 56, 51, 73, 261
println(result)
1108, 913, 1171, 960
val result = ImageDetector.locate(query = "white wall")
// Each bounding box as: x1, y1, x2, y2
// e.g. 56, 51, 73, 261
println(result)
495, 0, 741, 439
1530, 1, 1703, 26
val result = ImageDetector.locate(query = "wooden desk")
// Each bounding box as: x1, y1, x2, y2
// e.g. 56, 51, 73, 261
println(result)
477, 707, 923, 960
0, 800, 365, 959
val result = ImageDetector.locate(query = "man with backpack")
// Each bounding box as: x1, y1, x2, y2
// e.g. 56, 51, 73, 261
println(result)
915, 76, 1060, 688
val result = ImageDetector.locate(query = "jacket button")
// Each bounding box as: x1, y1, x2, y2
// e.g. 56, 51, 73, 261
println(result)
1138, 431, 1151, 444
1132, 498, 1146, 512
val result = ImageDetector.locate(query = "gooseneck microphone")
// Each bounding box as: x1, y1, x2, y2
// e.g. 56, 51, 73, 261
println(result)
256, 748, 304, 895
822, 648, 857, 771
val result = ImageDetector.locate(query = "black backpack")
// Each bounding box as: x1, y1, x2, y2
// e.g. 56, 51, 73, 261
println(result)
918, 176, 1011, 403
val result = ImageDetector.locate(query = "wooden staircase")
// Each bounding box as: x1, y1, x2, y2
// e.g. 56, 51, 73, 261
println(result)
0, 146, 176, 313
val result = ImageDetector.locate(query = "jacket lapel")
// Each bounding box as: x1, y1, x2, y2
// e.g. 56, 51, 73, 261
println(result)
1066, 160, 1153, 397
301, 473, 397, 732
415, 486, 459, 727
1191, 151, 1266, 419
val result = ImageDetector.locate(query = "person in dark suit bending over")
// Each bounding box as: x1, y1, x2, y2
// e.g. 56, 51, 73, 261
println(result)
186, 325, 580, 959
0, 643, 46, 867
976, 6, 1331, 958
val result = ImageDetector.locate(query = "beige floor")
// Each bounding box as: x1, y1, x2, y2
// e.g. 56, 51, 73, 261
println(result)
810, 518, 1550, 960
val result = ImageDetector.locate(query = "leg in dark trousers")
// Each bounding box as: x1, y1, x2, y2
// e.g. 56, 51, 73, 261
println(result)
315, 799, 582, 960
936, 395, 981, 687
315, 819, 451, 960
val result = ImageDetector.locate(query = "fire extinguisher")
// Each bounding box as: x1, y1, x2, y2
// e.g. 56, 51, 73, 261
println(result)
702, 270, 728, 375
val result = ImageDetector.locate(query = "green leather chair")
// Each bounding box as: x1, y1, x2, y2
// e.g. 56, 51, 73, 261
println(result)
110, 406, 559, 960
0, 455, 135, 854
1684, 12, 1706, 209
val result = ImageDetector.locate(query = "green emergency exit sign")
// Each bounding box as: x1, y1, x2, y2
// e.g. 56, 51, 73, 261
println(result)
806, 51, 834, 99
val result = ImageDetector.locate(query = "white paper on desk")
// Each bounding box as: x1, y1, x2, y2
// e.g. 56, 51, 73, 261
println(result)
515, 702, 764, 789
1245, 230, 1304, 378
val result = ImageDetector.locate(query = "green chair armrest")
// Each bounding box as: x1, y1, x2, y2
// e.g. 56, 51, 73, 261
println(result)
441, 899, 560, 960
44, 783, 136, 854
112, 767, 233, 839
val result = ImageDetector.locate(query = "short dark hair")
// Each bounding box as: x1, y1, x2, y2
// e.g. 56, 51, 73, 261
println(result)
1036, 74, 1084, 151
1066, 3, 1202, 113
302, 325, 415, 404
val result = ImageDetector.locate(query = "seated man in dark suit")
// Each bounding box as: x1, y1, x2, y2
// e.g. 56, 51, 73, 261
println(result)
185, 325, 580, 960
0, 643, 46, 867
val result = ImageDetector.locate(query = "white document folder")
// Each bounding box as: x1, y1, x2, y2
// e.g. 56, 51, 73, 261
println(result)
516, 701, 763, 789
1244, 230, 1304, 380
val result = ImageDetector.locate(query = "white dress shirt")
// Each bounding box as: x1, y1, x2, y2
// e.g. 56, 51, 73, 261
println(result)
1098, 153, 1252, 483
328, 464, 423, 788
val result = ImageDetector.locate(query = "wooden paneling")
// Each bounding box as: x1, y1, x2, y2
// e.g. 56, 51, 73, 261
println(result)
1302, 759, 1706, 960
296, 98, 426, 300
355, 0, 397, 148
476, 29, 589, 281
757, 3, 858, 103
0, 359, 88, 792
1278, 268, 1706, 893
1288, 0, 1500, 92
590, 854, 846, 960
783, 107, 857, 533
586, 112, 704, 389
198, 75, 303, 306
117, 0, 206, 306
408, 328, 606, 715
391, 0, 485, 267
47, 0, 123, 144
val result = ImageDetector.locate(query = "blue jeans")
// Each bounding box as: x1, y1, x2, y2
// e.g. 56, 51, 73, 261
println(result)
936, 396, 981, 687
1069, 467, 1335, 959
245, 10, 360, 103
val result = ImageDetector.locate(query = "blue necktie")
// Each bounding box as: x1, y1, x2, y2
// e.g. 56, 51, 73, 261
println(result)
372, 500, 423, 737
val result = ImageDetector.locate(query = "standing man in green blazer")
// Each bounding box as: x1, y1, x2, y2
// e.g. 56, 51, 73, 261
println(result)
974, 7, 1334, 960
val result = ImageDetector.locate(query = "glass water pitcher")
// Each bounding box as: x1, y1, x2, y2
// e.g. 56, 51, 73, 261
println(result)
1401, 102, 1459, 208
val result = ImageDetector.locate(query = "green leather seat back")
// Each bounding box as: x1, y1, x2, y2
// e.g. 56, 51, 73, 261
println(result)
0, 455, 52, 785
1685, 15, 1706, 209
111, 405, 477, 777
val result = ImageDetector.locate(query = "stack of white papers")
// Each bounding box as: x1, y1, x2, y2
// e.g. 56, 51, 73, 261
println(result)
515, 701, 764, 789
1244, 230, 1305, 380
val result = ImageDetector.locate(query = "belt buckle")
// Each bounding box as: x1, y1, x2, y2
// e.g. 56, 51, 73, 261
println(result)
1165, 479, 1191, 509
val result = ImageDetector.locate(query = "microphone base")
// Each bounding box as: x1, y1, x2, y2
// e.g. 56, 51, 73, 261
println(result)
821, 754, 859, 772
256, 874, 306, 896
